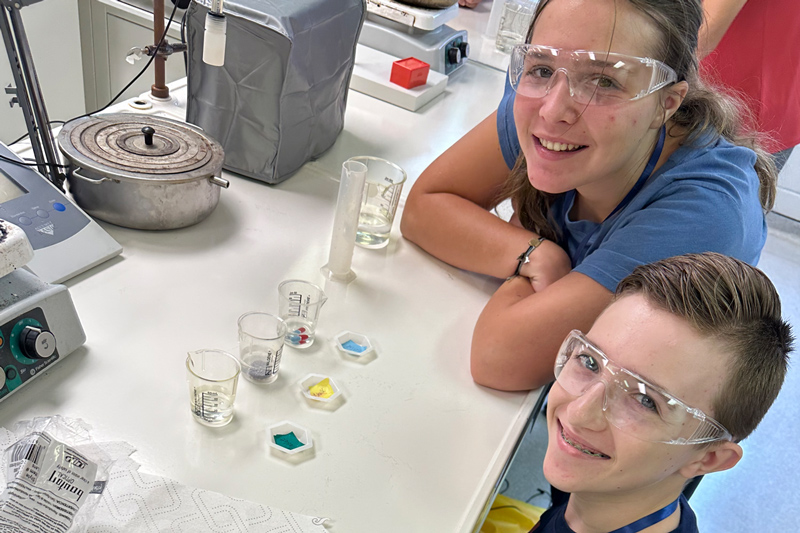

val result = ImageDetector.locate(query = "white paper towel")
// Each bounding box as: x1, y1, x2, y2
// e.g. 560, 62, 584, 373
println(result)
0, 428, 329, 533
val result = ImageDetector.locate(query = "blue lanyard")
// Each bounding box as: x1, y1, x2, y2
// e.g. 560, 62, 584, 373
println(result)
570, 125, 667, 267
607, 497, 680, 533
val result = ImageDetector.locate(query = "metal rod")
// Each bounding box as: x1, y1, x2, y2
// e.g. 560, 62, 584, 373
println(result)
151, 0, 169, 98
0, 5, 62, 188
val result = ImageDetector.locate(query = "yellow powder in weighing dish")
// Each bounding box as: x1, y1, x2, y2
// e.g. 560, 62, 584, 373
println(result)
309, 378, 334, 399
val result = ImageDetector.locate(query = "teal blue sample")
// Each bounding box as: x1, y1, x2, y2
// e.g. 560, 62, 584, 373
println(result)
274, 431, 304, 450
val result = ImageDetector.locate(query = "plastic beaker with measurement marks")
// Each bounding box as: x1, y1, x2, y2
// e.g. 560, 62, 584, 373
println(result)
186, 349, 240, 427
495, 0, 537, 53
238, 312, 286, 384
277, 280, 327, 349
351, 156, 407, 249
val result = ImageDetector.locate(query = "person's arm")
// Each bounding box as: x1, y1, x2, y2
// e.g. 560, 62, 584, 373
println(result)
471, 272, 613, 391
698, 0, 748, 59
400, 111, 570, 281
458, 0, 483, 7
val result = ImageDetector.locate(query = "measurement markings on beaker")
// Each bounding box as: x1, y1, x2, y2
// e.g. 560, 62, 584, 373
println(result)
195, 389, 221, 420
288, 291, 303, 317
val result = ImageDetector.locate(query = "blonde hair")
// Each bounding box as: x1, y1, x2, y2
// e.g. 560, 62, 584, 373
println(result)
615, 252, 793, 442
504, 0, 777, 243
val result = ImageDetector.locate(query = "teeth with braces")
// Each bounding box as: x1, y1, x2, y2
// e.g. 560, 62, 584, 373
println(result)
538, 137, 584, 152
562, 429, 610, 458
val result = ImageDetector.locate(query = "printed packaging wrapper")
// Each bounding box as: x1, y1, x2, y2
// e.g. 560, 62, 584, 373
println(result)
0, 416, 112, 533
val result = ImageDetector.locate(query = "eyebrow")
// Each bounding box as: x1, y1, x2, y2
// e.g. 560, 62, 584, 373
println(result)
525, 50, 636, 73
585, 335, 672, 393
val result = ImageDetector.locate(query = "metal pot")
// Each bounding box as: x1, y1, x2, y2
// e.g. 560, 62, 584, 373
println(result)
58, 114, 228, 230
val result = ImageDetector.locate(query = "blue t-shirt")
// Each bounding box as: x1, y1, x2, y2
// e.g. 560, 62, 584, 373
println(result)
530, 494, 699, 532
497, 76, 767, 292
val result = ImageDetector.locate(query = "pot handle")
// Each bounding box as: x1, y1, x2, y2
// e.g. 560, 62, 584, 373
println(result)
210, 176, 229, 188
71, 167, 119, 184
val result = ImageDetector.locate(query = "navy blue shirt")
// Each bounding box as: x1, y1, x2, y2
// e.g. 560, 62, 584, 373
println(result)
497, 75, 767, 291
530, 494, 699, 532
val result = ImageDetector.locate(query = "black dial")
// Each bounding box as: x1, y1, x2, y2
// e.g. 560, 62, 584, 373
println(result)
20, 326, 56, 359
448, 47, 462, 65
458, 42, 470, 59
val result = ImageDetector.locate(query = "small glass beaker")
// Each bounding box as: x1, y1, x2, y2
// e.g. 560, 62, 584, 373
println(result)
277, 280, 327, 349
351, 156, 407, 249
186, 349, 240, 427
238, 312, 287, 384
496, 0, 537, 53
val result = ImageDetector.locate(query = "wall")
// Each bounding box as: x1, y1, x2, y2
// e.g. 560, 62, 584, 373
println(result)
0, 0, 85, 145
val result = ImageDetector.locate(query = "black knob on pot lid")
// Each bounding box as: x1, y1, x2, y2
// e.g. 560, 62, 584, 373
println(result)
142, 126, 156, 146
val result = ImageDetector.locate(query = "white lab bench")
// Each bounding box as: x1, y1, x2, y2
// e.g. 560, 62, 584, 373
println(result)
0, 60, 539, 532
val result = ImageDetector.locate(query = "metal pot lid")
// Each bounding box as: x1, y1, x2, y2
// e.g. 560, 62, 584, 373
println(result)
58, 113, 224, 184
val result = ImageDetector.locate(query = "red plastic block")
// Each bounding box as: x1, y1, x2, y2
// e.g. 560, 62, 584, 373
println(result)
390, 57, 431, 89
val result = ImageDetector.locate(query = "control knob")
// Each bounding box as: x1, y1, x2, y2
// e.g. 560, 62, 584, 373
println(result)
447, 46, 462, 65
458, 41, 470, 59
20, 326, 56, 360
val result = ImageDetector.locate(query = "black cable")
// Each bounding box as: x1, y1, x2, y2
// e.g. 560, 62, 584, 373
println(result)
525, 488, 550, 505
8, 120, 66, 146
0, 153, 68, 169
181, 7, 189, 72
56, 1, 179, 130
91, 1, 180, 116
1, 3, 179, 175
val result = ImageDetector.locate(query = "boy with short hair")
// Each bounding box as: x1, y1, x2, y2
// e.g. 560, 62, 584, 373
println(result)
535, 252, 793, 532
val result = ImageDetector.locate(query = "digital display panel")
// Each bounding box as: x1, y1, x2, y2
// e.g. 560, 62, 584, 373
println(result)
0, 168, 27, 204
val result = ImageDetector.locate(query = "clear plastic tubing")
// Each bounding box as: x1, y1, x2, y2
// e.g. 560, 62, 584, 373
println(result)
321, 159, 368, 283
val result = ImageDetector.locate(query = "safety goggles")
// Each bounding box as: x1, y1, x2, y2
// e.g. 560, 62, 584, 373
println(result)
509, 44, 678, 106
554, 330, 733, 445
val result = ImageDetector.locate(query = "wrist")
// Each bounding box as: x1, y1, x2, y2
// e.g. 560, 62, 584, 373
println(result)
507, 236, 545, 280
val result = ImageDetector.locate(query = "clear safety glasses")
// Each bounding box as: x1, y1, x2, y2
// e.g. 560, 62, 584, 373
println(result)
554, 330, 733, 445
509, 44, 678, 106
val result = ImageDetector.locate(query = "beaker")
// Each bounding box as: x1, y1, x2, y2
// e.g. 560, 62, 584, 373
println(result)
277, 280, 327, 349
186, 349, 240, 427
496, 0, 537, 53
352, 156, 407, 249
237, 312, 287, 384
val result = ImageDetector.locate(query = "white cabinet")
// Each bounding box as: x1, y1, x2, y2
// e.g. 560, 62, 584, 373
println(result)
0, 0, 85, 144
78, 0, 185, 111
774, 151, 800, 222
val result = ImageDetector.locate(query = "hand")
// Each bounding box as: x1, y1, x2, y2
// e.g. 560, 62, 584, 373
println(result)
519, 239, 572, 292
459, 0, 483, 7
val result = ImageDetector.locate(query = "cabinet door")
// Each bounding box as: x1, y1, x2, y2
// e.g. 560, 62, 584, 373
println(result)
79, 0, 185, 111
0, 0, 85, 144
774, 151, 800, 223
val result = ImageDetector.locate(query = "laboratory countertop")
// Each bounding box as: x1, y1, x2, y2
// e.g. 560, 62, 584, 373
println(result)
0, 60, 537, 532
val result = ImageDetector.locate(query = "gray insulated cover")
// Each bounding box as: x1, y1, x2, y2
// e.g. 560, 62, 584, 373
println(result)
186, 0, 366, 184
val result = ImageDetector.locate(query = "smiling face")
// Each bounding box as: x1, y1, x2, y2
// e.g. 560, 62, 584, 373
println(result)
543, 294, 730, 498
514, 0, 670, 203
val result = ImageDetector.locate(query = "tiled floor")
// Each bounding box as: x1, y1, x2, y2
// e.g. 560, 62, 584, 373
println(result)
499, 156, 800, 531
